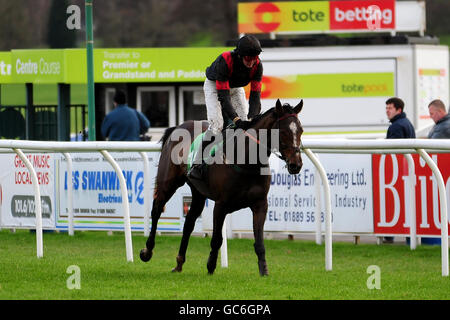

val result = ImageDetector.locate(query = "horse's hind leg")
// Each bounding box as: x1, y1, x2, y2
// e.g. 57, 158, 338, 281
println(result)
140, 178, 184, 263
172, 188, 206, 272
251, 200, 269, 276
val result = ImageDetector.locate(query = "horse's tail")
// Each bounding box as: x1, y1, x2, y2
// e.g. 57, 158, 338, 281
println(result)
159, 126, 177, 147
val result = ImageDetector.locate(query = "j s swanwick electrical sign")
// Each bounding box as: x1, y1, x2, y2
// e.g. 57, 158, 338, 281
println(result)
238, 0, 395, 34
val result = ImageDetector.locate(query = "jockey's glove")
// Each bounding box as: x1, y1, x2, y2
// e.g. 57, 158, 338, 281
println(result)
234, 119, 253, 131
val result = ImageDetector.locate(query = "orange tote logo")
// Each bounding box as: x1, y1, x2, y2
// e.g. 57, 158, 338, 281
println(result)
254, 3, 281, 33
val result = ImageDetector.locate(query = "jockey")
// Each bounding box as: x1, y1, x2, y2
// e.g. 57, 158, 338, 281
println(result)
188, 34, 263, 181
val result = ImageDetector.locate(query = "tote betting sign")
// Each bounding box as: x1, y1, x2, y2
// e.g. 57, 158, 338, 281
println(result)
238, 0, 395, 34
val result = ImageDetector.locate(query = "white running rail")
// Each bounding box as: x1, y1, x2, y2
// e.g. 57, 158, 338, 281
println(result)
0, 138, 448, 276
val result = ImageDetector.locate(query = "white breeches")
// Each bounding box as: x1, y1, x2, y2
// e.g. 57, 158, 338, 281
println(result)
203, 79, 248, 134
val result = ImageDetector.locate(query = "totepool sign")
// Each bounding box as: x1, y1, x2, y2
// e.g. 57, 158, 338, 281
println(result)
238, 0, 395, 34
257, 72, 394, 99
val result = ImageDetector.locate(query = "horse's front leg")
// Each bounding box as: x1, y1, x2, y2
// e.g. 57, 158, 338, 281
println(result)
207, 204, 227, 275
172, 188, 206, 272
251, 200, 269, 276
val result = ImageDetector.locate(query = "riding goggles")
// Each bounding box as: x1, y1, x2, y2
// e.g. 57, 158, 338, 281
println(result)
243, 55, 258, 64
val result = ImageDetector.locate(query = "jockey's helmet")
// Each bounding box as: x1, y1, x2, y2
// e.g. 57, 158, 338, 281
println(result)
236, 35, 262, 57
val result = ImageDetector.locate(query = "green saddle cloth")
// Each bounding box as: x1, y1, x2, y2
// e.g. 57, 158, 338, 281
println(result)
187, 133, 219, 171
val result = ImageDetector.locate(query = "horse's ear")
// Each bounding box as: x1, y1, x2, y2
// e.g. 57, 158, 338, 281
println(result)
293, 99, 303, 114
275, 99, 283, 116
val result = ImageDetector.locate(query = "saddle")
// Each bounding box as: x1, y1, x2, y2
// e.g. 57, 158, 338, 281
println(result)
187, 132, 219, 172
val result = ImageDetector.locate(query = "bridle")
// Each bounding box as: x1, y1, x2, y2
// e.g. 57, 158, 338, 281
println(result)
243, 113, 302, 162
271, 113, 302, 161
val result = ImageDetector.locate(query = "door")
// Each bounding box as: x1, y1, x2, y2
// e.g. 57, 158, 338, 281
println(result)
136, 86, 176, 141
178, 86, 207, 124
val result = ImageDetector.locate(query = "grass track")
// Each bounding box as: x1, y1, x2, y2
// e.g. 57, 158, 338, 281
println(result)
0, 229, 449, 300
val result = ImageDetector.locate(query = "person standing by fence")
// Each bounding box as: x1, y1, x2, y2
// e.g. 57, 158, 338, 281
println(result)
385, 97, 416, 139
383, 97, 416, 244
427, 99, 450, 139
101, 90, 150, 141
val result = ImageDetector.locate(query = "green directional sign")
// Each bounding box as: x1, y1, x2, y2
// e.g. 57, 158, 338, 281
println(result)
0, 52, 12, 83
94, 47, 230, 83
11, 49, 65, 84
3, 47, 231, 84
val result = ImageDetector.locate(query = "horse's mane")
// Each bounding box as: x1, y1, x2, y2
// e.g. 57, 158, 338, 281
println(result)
249, 103, 296, 125
159, 126, 177, 147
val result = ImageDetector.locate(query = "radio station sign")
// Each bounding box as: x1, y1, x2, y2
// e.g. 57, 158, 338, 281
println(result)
238, 0, 396, 34
0, 153, 55, 228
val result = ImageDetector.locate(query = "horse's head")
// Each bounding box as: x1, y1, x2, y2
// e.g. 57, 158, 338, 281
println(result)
272, 99, 304, 174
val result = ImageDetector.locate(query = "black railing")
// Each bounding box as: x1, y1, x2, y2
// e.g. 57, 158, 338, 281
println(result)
69, 104, 88, 141
34, 105, 58, 140
0, 105, 27, 140
0, 104, 88, 141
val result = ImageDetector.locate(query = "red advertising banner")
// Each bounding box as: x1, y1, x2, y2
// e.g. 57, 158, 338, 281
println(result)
330, 0, 395, 31
372, 154, 450, 236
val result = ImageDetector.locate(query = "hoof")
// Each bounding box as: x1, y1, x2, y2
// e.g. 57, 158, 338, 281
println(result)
258, 261, 269, 276
207, 259, 216, 275
207, 263, 216, 275
140, 248, 152, 262
171, 255, 184, 272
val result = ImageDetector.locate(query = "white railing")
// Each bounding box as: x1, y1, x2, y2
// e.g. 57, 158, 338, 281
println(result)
304, 139, 449, 277
0, 139, 448, 276
0, 140, 162, 263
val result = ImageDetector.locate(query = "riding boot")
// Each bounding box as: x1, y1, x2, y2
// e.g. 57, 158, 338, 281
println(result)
188, 131, 213, 181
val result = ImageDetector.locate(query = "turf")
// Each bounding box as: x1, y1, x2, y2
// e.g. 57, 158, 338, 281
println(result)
0, 229, 448, 300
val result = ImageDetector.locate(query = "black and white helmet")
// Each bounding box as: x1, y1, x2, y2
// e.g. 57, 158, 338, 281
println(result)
236, 35, 262, 56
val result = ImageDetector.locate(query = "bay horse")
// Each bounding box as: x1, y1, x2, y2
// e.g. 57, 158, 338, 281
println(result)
140, 99, 304, 276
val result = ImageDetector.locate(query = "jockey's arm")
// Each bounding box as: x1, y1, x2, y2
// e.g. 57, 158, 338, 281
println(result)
248, 63, 263, 119
217, 87, 240, 123
248, 81, 261, 119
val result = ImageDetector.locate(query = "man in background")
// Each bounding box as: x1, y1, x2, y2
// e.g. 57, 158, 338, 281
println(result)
384, 97, 416, 244
428, 99, 450, 139
101, 90, 150, 141
385, 97, 416, 139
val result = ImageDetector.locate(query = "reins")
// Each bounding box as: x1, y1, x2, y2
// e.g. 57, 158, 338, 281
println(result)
242, 113, 300, 162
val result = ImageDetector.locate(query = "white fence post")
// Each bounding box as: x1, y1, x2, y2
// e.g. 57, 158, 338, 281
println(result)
417, 149, 448, 277
139, 152, 151, 237
13, 148, 43, 258
304, 148, 332, 271
62, 152, 74, 236
100, 150, 134, 263
221, 216, 229, 268
404, 154, 417, 250
314, 155, 322, 245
